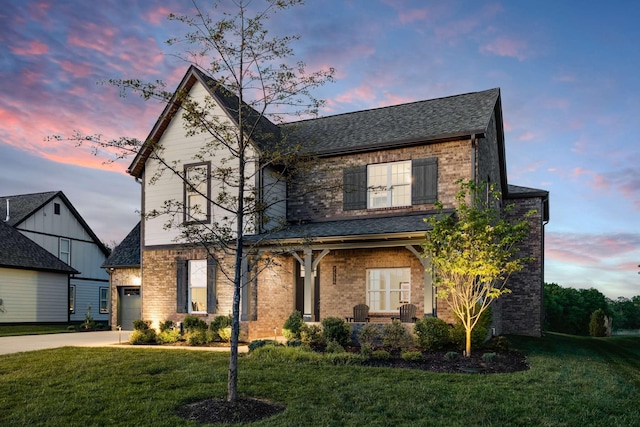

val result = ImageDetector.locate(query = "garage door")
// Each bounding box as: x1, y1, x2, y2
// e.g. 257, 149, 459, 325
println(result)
118, 287, 141, 330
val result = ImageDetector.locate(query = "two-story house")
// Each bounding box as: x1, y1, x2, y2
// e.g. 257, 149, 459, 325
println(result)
0, 191, 111, 323
108, 66, 548, 338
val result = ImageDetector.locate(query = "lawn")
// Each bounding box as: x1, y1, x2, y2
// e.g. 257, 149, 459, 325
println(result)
0, 333, 639, 426
0, 324, 73, 337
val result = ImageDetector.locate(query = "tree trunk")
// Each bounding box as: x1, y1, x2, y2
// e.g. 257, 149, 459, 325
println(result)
465, 327, 472, 357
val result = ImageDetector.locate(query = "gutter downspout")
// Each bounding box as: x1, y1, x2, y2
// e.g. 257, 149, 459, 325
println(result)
3, 199, 9, 223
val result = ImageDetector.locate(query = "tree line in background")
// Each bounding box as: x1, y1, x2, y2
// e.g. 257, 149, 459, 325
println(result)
544, 282, 640, 335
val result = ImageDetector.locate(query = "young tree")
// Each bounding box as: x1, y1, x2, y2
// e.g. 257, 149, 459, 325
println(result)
422, 180, 533, 357
52, 0, 333, 403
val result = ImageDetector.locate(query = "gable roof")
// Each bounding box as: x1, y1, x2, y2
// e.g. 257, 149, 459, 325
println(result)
102, 222, 141, 268
0, 221, 78, 274
0, 191, 110, 257
127, 65, 280, 178
283, 88, 501, 156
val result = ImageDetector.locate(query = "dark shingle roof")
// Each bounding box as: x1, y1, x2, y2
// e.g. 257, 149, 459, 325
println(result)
0, 191, 58, 227
0, 221, 78, 273
102, 222, 141, 268
283, 88, 500, 155
0, 191, 110, 257
247, 212, 450, 243
507, 184, 549, 197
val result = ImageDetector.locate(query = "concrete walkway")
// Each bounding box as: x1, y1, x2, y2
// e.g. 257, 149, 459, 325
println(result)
0, 331, 249, 355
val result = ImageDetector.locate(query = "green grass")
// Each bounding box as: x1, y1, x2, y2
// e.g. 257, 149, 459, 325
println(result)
1, 333, 639, 426
0, 324, 73, 337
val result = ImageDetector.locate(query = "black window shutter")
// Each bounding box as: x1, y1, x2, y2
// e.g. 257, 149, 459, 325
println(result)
343, 166, 367, 210
176, 259, 188, 313
207, 258, 217, 314
412, 157, 438, 205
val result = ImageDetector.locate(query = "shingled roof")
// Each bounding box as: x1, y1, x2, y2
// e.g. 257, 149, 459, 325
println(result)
283, 88, 501, 156
0, 221, 78, 274
0, 191, 110, 257
102, 222, 141, 268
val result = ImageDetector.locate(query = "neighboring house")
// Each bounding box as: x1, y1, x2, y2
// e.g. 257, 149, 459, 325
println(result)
109, 65, 548, 339
102, 222, 141, 330
0, 191, 111, 323
0, 221, 78, 322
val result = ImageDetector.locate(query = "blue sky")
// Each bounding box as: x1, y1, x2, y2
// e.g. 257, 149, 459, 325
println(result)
1, 0, 638, 298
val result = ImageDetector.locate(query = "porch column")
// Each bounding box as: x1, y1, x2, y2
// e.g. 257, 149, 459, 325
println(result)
405, 245, 435, 316
303, 248, 313, 321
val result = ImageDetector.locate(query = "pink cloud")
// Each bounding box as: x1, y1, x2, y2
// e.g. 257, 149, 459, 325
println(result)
547, 232, 640, 266
144, 6, 173, 25
59, 60, 93, 79
480, 37, 529, 61
334, 85, 377, 106
10, 40, 49, 56
518, 131, 535, 141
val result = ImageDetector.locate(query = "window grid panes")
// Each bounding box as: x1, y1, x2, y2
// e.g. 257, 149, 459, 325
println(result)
189, 260, 207, 313
99, 287, 109, 314
366, 268, 411, 312
367, 161, 411, 208
59, 238, 70, 264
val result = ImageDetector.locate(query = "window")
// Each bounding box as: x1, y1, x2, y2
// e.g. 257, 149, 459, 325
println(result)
188, 260, 207, 313
69, 285, 75, 314
343, 157, 437, 211
176, 258, 217, 314
366, 268, 411, 312
59, 238, 70, 264
368, 161, 411, 208
99, 287, 109, 314
184, 162, 210, 222
54, 203, 60, 215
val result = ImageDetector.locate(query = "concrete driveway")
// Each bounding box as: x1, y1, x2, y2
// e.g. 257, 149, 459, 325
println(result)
0, 330, 249, 355
0, 330, 132, 355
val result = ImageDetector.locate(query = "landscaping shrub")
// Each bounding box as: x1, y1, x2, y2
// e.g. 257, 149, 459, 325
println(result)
210, 315, 232, 341
382, 320, 413, 353
414, 317, 451, 350
401, 351, 424, 362
326, 353, 364, 366
248, 339, 282, 353
444, 351, 459, 361
132, 319, 151, 331
450, 308, 492, 350
286, 339, 304, 348
486, 335, 510, 352
358, 323, 381, 349
300, 324, 325, 350
218, 326, 232, 343
482, 352, 497, 362
589, 309, 607, 337
183, 315, 207, 332
282, 311, 304, 340
321, 317, 351, 347
325, 340, 345, 354
129, 329, 156, 345
186, 329, 214, 346
156, 329, 181, 344
371, 350, 391, 361
159, 320, 175, 332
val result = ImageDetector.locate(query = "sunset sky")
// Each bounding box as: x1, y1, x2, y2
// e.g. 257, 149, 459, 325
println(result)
1, 0, 638, 298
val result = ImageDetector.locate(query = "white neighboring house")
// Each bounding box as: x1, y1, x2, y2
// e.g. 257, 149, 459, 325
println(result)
0, 191, 111, 323
0, 221, 78, 322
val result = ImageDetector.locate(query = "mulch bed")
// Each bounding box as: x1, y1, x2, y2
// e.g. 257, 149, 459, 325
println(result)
175, 349, 528, 424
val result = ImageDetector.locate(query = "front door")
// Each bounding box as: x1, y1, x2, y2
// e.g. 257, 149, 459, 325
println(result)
294, 261, 320, 321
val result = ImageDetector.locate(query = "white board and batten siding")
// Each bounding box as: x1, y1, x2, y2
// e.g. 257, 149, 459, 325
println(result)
144, 80, 257, 247
16, 195, 109, 281
0, 268, 68, 322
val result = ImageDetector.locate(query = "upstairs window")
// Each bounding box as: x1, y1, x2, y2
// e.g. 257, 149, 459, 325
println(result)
54, 203, 61, 215
343, 157, 437, 211
367, 161, 411, 208
184, 162, 211, 223
59, 238, 71, 264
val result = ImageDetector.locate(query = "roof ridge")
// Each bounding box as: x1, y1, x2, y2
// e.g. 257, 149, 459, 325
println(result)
284, 88, 500, 125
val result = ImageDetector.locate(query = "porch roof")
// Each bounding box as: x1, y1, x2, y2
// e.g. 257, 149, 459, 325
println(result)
249, 211, 450, 245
